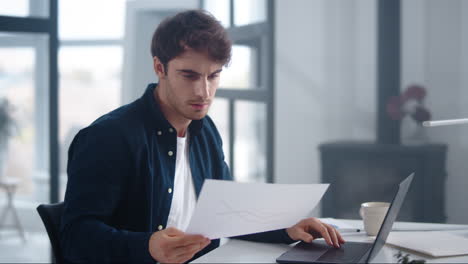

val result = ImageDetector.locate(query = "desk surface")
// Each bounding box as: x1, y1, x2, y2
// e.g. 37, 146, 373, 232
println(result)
192, 219, 468, 263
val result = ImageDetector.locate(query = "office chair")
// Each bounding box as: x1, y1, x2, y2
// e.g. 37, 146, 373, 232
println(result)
37, 202, 65, 264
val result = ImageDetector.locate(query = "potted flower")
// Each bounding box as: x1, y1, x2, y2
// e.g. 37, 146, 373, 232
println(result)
0, 98, 15, 176
386, 84, 431, 144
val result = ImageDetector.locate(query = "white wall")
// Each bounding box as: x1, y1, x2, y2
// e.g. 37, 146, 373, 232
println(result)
275, 0, 468, 224
402, 0, 468, 224
274, 0, 376, 185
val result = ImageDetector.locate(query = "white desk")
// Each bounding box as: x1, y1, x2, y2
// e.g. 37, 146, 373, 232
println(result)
192, 219, 468, 263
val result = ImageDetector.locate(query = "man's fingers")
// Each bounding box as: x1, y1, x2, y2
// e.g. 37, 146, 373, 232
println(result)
336, 229, 346, 244
172, 234, 209, 247
290, 218, 347, 248
164, 227, 184, 237
172, 238, 210, 256
149, 229, 210, 263
297, 231, 314, 243
324, 224, 340, 248
314, 222, 333, 247
172, 243, 200, 257
172, 240, 211, 262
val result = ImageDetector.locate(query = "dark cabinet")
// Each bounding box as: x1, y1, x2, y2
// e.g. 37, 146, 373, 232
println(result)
319, 141, 447, 223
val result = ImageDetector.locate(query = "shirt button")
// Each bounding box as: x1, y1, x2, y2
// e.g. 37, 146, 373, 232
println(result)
157, 130, 162, 135
168, 188, 172, 194
158, 225, 163, 231
168, 151, 174, 156
169, 128, 174, 133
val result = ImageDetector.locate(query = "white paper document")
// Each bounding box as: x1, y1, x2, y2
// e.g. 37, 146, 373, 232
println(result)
186, 179, 329, 239
387, 231, 468, 257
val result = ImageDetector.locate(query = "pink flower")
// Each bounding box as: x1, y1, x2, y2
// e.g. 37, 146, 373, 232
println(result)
387, 96, 404, 120
402, 84, 426, 101
386, 84, 431, 124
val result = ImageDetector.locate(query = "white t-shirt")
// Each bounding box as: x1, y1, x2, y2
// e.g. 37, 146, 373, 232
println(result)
166, 133, 197, 232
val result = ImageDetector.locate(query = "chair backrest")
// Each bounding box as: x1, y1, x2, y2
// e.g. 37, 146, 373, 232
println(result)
37, 202, 65, 264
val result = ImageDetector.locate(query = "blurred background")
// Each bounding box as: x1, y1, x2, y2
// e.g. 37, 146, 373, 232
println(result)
1, 0, 468, 262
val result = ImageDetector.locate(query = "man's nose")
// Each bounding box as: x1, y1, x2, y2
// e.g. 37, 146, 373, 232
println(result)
195, 78, 210, 99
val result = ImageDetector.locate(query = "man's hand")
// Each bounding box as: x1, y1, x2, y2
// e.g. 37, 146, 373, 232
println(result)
148, 227, 211, 263
286, 218, 345, 248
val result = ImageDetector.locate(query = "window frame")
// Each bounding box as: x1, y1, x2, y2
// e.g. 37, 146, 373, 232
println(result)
201, 0, 276, 183
0, 0, 59, 203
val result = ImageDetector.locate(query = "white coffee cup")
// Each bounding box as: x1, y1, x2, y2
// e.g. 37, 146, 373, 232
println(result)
359, 202, 390, 236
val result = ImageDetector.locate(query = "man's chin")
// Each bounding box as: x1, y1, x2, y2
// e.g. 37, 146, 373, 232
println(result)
185, 111, 208, 120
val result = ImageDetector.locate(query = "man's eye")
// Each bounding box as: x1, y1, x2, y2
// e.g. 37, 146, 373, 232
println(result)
209, 74, 219, 79
184, 75, 197, 80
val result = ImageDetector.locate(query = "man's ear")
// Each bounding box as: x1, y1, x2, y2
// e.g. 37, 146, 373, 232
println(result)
153, 56, 166, 79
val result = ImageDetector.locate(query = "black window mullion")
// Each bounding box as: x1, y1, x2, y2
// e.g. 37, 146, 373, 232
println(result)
0, 15, 51, 33
49, 0, 59, 204
228, 99, 235, 178
266, 0, 275, 183
229, 0, 234, 27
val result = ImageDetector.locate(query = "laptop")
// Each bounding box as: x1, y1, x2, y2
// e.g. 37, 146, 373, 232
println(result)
276, 173, 414, 264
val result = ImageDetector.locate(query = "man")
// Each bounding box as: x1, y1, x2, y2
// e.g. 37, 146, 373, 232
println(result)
60, 9, 344, 263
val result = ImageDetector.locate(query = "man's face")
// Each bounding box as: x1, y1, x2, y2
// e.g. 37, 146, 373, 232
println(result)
155, 49, 223, 121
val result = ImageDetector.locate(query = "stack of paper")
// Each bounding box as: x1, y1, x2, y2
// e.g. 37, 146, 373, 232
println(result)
387, 231, 468, 257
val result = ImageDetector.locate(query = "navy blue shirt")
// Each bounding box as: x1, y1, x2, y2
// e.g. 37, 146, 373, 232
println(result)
60, 83, 295, 263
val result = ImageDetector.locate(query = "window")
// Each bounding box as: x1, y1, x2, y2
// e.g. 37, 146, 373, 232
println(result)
58, 0, 125, 40
208, 98, 231, 165
233, 0, 266, 26
0, 1, 57, 262
58, 0, 126, 199
0, 34, 50, 204
220, 45, 259, 89
203, 0, 274, 183
234, 101, 267, 182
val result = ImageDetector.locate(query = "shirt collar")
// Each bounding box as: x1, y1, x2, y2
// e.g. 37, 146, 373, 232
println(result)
142, 83, 204, 136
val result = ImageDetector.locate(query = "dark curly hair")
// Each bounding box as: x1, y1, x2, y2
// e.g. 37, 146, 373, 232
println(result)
151, 9, 232, 74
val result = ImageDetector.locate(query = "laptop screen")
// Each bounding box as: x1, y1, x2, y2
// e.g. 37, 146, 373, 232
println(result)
366, 173, 414, 262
